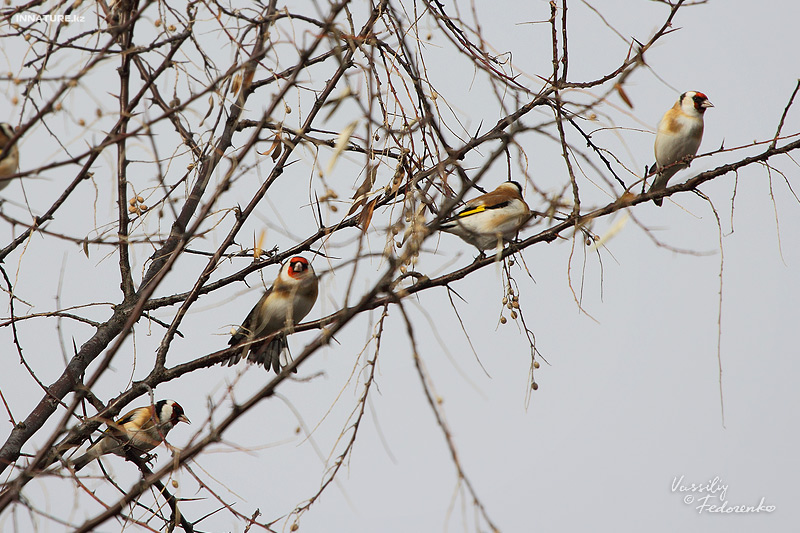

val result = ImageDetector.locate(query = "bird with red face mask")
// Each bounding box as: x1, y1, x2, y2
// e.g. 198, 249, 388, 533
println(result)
648, 91, 714, 206
224, 256, 319, 373
70, 400, 190, 471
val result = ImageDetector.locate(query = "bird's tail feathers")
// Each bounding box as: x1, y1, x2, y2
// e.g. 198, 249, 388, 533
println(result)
648, 170, 674, 207
222, 349, 244, 367
70, 450, 97, 471
223, 352, 242, 366
246, 334, 297, 374
36, 442, 78, 470
223, 326, 251, 366
648, 178, 665, 206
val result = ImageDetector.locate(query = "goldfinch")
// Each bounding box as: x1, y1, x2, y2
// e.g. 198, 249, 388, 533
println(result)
648, 91, 713, 206
70, 400, 189, 471
0, 123, 20, 192
224, 256, 319, 373
434, 181, 532, 251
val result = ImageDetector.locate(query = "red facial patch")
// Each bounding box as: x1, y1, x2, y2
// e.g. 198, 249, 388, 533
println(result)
287, 256, 309, 277
171, 402, 185, 424
691, 92, 710, 111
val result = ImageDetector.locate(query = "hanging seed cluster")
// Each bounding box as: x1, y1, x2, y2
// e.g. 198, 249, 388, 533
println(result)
128, 195, 148, 216
499, 284, 520, 324
385, 156, 423, 273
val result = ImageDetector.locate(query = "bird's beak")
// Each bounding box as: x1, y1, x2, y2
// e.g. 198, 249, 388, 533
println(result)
702, 100, 714, 108
178, 414, 190, 425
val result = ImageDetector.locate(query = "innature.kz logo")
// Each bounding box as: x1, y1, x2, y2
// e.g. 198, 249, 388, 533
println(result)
13, 13, 86, 23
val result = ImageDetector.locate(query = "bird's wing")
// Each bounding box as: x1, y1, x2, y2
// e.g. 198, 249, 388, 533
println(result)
229, 288, 273, 346
115, 406, 158, 432
444, 192, 512, 223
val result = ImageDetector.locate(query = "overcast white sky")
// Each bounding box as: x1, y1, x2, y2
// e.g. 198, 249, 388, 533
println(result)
1, 0, 798, 531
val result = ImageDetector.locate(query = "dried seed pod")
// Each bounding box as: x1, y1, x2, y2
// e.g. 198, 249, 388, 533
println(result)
231, 73, 241, 94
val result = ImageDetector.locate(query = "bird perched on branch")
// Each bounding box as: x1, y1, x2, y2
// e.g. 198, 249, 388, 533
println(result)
432, 181, 532, 251
224, 255, 319, 373
70, 400, 190, 471
648, 91, 713, 206
0, 123, 20, 192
